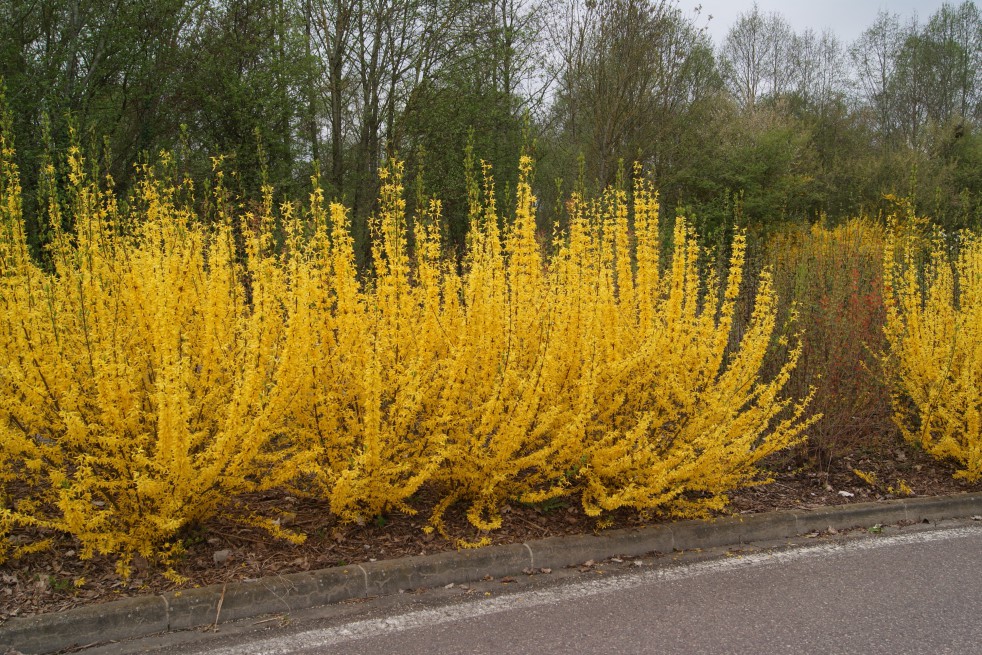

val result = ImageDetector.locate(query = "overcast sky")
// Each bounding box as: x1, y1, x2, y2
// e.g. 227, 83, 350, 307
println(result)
676, 1, 955, 48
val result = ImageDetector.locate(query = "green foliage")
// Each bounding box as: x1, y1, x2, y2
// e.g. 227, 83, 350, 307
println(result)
1, 1, 981, 246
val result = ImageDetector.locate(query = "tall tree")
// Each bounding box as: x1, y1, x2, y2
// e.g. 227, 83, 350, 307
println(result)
400, 0, 548, 248
791, 28, 847, 116
720, 4, 795, 107
178, 0, 311, 196
920, 1, 982, 124
307, 0, 476, 259
548, 0, 719, 188
850, 11, 908, 143
0, 0, 201, 247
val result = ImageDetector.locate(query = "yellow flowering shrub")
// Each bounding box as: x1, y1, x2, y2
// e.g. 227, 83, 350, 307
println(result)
0, 125, 301, 573
276, 164, 447, 524
424, 160, 586, 538
538, 175, 814, 520
883, 205, 982, 481
0, 99, 815, 561
419, 161, 815, 538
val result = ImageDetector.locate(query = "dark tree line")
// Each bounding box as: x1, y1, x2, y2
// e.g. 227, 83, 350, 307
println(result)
2, 0, 981, 260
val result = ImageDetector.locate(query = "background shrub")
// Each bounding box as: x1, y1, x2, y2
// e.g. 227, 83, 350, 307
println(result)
764, 219, 895, 469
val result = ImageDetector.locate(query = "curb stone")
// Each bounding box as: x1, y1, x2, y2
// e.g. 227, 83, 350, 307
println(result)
3, 492, 982, 654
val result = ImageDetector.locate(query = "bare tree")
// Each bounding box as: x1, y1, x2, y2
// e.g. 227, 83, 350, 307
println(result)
549, 0, 718, 187
792, 28, 847, 115
850, 11, 906, 140
720, 4, 794, 107
308, 0, 471, 255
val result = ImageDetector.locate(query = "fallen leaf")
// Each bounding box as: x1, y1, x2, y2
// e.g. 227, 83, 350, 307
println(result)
500, 576, 515, 583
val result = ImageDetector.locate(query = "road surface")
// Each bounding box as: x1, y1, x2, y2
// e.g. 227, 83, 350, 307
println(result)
90, 520, 982, 655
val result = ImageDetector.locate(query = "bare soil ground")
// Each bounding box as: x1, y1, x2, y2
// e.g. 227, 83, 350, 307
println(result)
2, 444, 979, 624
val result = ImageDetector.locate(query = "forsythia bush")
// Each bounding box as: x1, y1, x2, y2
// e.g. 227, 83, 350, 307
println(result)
884, 207, 982, 481
429, 163, 816, 534
0, 103, 815, 564
277, 170, 448, 525
0, 124, 303, 574
282, 159, 815, 542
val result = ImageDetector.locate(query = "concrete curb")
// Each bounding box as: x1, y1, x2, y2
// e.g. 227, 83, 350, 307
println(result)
4, 492, 982, 654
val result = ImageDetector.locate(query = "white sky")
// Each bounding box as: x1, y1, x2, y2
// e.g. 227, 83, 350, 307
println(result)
676, 1, 956, 47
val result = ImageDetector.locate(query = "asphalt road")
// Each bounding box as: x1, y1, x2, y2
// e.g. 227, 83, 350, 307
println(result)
93, 521, 982, 655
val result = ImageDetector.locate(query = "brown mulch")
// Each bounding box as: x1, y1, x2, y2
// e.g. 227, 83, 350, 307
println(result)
1, 444, 979, 624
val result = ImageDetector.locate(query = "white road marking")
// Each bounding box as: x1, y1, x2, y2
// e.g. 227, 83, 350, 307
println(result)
204, 525, 982, 655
